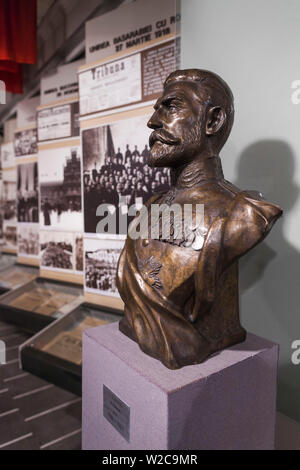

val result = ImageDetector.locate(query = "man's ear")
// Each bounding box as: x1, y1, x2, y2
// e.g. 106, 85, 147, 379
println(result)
206, 106, 226, 135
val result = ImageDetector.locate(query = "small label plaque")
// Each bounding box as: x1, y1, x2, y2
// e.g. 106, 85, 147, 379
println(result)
0, 340, 5, 364
103, 385, 130, 442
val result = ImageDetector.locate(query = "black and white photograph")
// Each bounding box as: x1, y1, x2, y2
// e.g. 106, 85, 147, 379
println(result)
84, 237, 124, 297
3, 168, 17, 223
14, 128, 38, 157
79, 54, 142, 116
40, 231, 75, 272
82, 114, 170, 234
75, 234, 83, 272
17, 224, 39, 257
3, 222, 17, 250
1, 142, 15, 168
17, 162, 39, 223
39, 144, 83, 231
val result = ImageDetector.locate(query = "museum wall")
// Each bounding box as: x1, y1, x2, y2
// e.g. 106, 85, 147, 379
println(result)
181, 0, 300, 422
0, 0, 180, 306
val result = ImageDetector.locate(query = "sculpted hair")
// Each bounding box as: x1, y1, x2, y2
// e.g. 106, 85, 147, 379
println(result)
164, 69, 235, 150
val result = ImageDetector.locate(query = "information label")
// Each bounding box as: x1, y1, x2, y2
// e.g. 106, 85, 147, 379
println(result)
103, 385, 130, 442
79, 54, 142, 116
142, 41, 177, 100
38, 105, 71, 141
37, 102, 79, 142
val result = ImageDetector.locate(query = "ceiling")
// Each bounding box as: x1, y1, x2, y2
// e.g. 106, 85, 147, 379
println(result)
0, 0, 124, 125
37, 0, 56, 25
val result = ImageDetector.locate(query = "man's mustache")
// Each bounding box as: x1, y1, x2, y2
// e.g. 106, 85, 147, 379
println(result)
149, 130, 181, 148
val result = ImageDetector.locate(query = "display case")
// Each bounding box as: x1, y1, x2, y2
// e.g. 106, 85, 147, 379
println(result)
0, 277, 83, 332
0, 262, 39, 295
0, 252, 17, 270
20, 302, 123, 395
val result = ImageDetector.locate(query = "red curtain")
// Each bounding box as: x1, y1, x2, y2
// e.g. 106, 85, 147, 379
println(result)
0, 61, 22, 93
0, 0, 37, 93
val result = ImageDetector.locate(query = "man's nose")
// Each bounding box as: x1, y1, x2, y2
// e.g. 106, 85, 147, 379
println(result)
147, 110, 162, 130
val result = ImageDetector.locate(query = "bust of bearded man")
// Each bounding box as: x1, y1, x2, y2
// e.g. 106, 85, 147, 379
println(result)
116, 69, 282, 369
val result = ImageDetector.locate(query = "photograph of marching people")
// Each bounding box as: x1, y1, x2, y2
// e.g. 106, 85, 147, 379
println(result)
82, 114, 170, 235
14, 128, 38, 157
39, 144, 83, 231
40, 230, 75, 272
84, 237, 124, 297
17, 224, 39, 257
17, 162, 39, 223
3, 168, 17, 223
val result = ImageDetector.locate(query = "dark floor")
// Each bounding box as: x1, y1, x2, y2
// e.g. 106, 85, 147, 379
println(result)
0, 320, 82, 450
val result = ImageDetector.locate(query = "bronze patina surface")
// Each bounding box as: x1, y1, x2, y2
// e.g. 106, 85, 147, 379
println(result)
117, 69, 282, 369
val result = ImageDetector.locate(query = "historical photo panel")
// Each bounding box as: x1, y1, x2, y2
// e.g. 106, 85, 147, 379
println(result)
84, 237, 124, 297
82, 114, 170, 235
17, 224, 39, 257
40, 230, 75, 272
14, 128, 38, 157
79, 39, 178, 116
39, 144, 83, 231
17, 162, 39, 223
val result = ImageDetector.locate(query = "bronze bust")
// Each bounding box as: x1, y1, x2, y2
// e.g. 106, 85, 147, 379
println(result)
117, 69, 282, 369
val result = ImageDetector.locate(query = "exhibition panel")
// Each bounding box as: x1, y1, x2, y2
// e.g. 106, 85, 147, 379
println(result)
79, 0, 179, 310
37, 59, 84, 285
14, 96, 39, 266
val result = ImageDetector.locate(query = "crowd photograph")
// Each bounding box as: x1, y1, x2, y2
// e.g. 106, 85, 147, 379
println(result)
14, 128, 38, 157
39, 146, 83, 231
82, 115, 170, 234
84, 238, 124, 296
40, 231, 74, 271
17, 162, 39, 223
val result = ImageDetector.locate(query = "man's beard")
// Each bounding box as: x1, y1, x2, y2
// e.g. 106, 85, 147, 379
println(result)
148, 125, 202, 168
